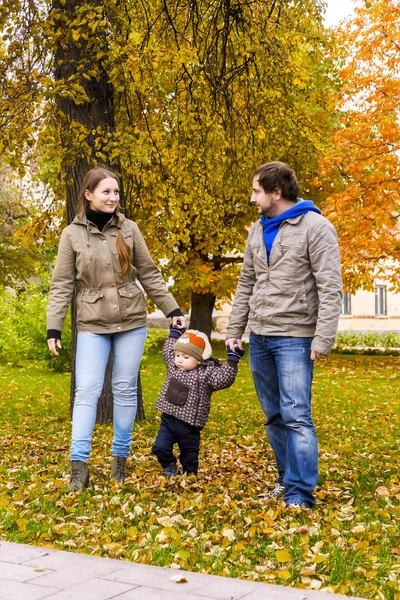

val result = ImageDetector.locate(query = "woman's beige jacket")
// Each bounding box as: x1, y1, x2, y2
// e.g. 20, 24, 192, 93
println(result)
46, 213, 179, 334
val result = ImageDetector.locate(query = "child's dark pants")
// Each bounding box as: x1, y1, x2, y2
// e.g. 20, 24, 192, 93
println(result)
152, 414, 201, 474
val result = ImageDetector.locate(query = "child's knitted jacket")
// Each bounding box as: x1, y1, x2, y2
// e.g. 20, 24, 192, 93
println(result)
155, 336, 238, 428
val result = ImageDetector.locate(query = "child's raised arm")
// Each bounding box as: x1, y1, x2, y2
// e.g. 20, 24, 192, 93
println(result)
162, 325, 187, 367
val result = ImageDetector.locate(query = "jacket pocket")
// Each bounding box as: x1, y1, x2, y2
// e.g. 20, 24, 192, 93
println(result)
77, 289, 106, 326
111, 232, 133, 254
271, 282, 310, 324
248, 293, 256, 320
279, 233, 305, 249
274, 233, 308, 278
118, 282, 141, 299
117, 282, 146, 321
166, 378, 189, 407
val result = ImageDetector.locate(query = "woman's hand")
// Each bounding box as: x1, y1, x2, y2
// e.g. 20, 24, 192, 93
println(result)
171, 315, 187, 329
48, 338, 62, 356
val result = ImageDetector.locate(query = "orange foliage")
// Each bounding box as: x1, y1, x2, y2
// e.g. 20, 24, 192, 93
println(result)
318, 0, 400, 292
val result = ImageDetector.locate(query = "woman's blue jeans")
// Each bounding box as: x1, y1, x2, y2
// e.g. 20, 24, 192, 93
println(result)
249, 333, 318, 507
70, 327, 147, 463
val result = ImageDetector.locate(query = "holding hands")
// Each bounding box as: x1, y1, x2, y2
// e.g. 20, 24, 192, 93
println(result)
226, 338, 243, 353
169, 315, 187, 338
225, 339, 245, 364
171, 315, 187, 329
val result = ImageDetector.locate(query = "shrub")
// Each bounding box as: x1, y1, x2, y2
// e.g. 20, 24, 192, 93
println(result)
0, 285, 168, 372
334, 331, 400, 354
0, 283, 72, 370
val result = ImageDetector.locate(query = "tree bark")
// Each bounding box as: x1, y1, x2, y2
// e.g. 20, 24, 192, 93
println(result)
53, 0, 145, 423
135, 373, 145, 421
189, 291, 216, 338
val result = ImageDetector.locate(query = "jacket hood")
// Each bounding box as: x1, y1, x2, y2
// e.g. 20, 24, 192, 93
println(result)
260, 199, 321, 228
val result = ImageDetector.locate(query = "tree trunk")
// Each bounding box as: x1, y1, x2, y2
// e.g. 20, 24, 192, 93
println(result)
135, 373, 145, 421
53, 0, 145, 423
189, 291, 216, 338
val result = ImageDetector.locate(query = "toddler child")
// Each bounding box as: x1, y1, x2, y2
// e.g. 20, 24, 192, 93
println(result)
152, 326, 245, 476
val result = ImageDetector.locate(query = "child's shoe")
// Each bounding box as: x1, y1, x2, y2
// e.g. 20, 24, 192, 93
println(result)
163, 462, 177, 477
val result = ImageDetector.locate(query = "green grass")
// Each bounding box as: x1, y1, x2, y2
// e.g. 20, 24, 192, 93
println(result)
0, 334, 399, 599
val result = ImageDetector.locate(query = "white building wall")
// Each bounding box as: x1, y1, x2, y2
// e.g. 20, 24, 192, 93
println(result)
337, 286, 400, 332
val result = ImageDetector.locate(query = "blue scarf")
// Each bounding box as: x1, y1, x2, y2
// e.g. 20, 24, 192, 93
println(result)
260, 199, 321, 263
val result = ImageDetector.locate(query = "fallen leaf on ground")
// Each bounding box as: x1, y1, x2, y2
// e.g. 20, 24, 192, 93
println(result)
169, 575, 187, 583
374, 486, 390, 500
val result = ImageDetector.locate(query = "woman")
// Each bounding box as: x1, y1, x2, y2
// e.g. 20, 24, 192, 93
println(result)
47, 166, 185, 490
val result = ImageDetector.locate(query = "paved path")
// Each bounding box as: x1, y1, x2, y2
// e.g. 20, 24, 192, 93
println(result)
0, 540, 364, 600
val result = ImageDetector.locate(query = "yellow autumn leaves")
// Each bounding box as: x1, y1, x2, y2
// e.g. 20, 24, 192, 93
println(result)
0, 347, 399, 598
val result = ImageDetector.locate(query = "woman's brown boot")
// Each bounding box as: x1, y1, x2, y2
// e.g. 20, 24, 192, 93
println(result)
69, 460, 89, 490
111, 457, 127, 482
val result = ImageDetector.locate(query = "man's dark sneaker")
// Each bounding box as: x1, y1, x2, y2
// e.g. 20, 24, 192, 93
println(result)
111, 456, 127, 483
69, 460, 89, 491
257, 483, 285, 499
163, 462, 177, 477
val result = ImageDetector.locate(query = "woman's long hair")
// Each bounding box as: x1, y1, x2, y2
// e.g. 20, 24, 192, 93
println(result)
77, 167, 131, 275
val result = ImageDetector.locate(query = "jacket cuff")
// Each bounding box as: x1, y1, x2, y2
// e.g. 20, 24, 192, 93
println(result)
47, 329, 62, 341
311, 339, 332, 355
168, 308, 184, 319
225, 330, 244, 340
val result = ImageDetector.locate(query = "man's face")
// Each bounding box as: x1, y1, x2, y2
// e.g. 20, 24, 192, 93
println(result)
250, 177, 281, 217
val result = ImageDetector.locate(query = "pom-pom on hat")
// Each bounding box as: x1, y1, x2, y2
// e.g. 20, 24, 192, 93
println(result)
174, 330, 212, 362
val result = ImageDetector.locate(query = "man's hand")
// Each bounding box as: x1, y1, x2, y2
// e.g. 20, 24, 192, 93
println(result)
226, 338, 243, 352
311, 350, 327, 361
172, 316, 187, 329
48, 338, 62, 357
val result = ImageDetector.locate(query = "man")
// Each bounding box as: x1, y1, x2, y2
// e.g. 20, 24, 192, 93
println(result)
226, 161, 342, 509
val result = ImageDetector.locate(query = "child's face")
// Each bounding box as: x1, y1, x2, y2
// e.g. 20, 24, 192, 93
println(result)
174, 351, 200, 371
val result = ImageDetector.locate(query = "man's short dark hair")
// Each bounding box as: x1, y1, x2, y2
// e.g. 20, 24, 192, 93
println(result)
253, 162, 299, 203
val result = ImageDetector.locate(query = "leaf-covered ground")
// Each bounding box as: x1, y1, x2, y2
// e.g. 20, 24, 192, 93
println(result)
0, 335, 399, 599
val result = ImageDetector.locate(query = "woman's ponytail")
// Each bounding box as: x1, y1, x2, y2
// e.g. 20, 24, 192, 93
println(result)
115, 215, 131, 275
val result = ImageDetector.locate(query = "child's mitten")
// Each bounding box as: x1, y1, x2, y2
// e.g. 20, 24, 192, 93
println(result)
226, 344, 245, 363
169, 324, 187, 339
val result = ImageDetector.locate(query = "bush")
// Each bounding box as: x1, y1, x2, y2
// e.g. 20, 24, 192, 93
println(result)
334, 331, 400, 354
0, 285, 168, 372
0, 283, 72, 370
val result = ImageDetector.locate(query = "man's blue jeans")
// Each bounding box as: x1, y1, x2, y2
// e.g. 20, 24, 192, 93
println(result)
249, 333, 317, 507
71, 327, 147, 463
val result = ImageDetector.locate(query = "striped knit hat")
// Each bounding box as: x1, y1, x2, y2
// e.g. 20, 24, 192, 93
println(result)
174, 330, 212, 362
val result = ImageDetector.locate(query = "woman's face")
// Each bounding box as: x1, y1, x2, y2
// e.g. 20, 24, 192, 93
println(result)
85, 177, 120, 213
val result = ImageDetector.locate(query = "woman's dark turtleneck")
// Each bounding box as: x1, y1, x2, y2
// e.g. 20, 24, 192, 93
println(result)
86, 208, 114, 232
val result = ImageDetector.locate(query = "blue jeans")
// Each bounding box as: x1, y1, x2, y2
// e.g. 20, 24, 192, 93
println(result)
249, 333, 317, 507
71, 327, 147, 462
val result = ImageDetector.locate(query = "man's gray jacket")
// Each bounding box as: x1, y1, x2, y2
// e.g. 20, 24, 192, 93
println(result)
226, 212, 342, 355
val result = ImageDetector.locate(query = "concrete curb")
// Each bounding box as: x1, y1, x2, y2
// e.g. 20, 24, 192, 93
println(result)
0, 540, 365, 600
